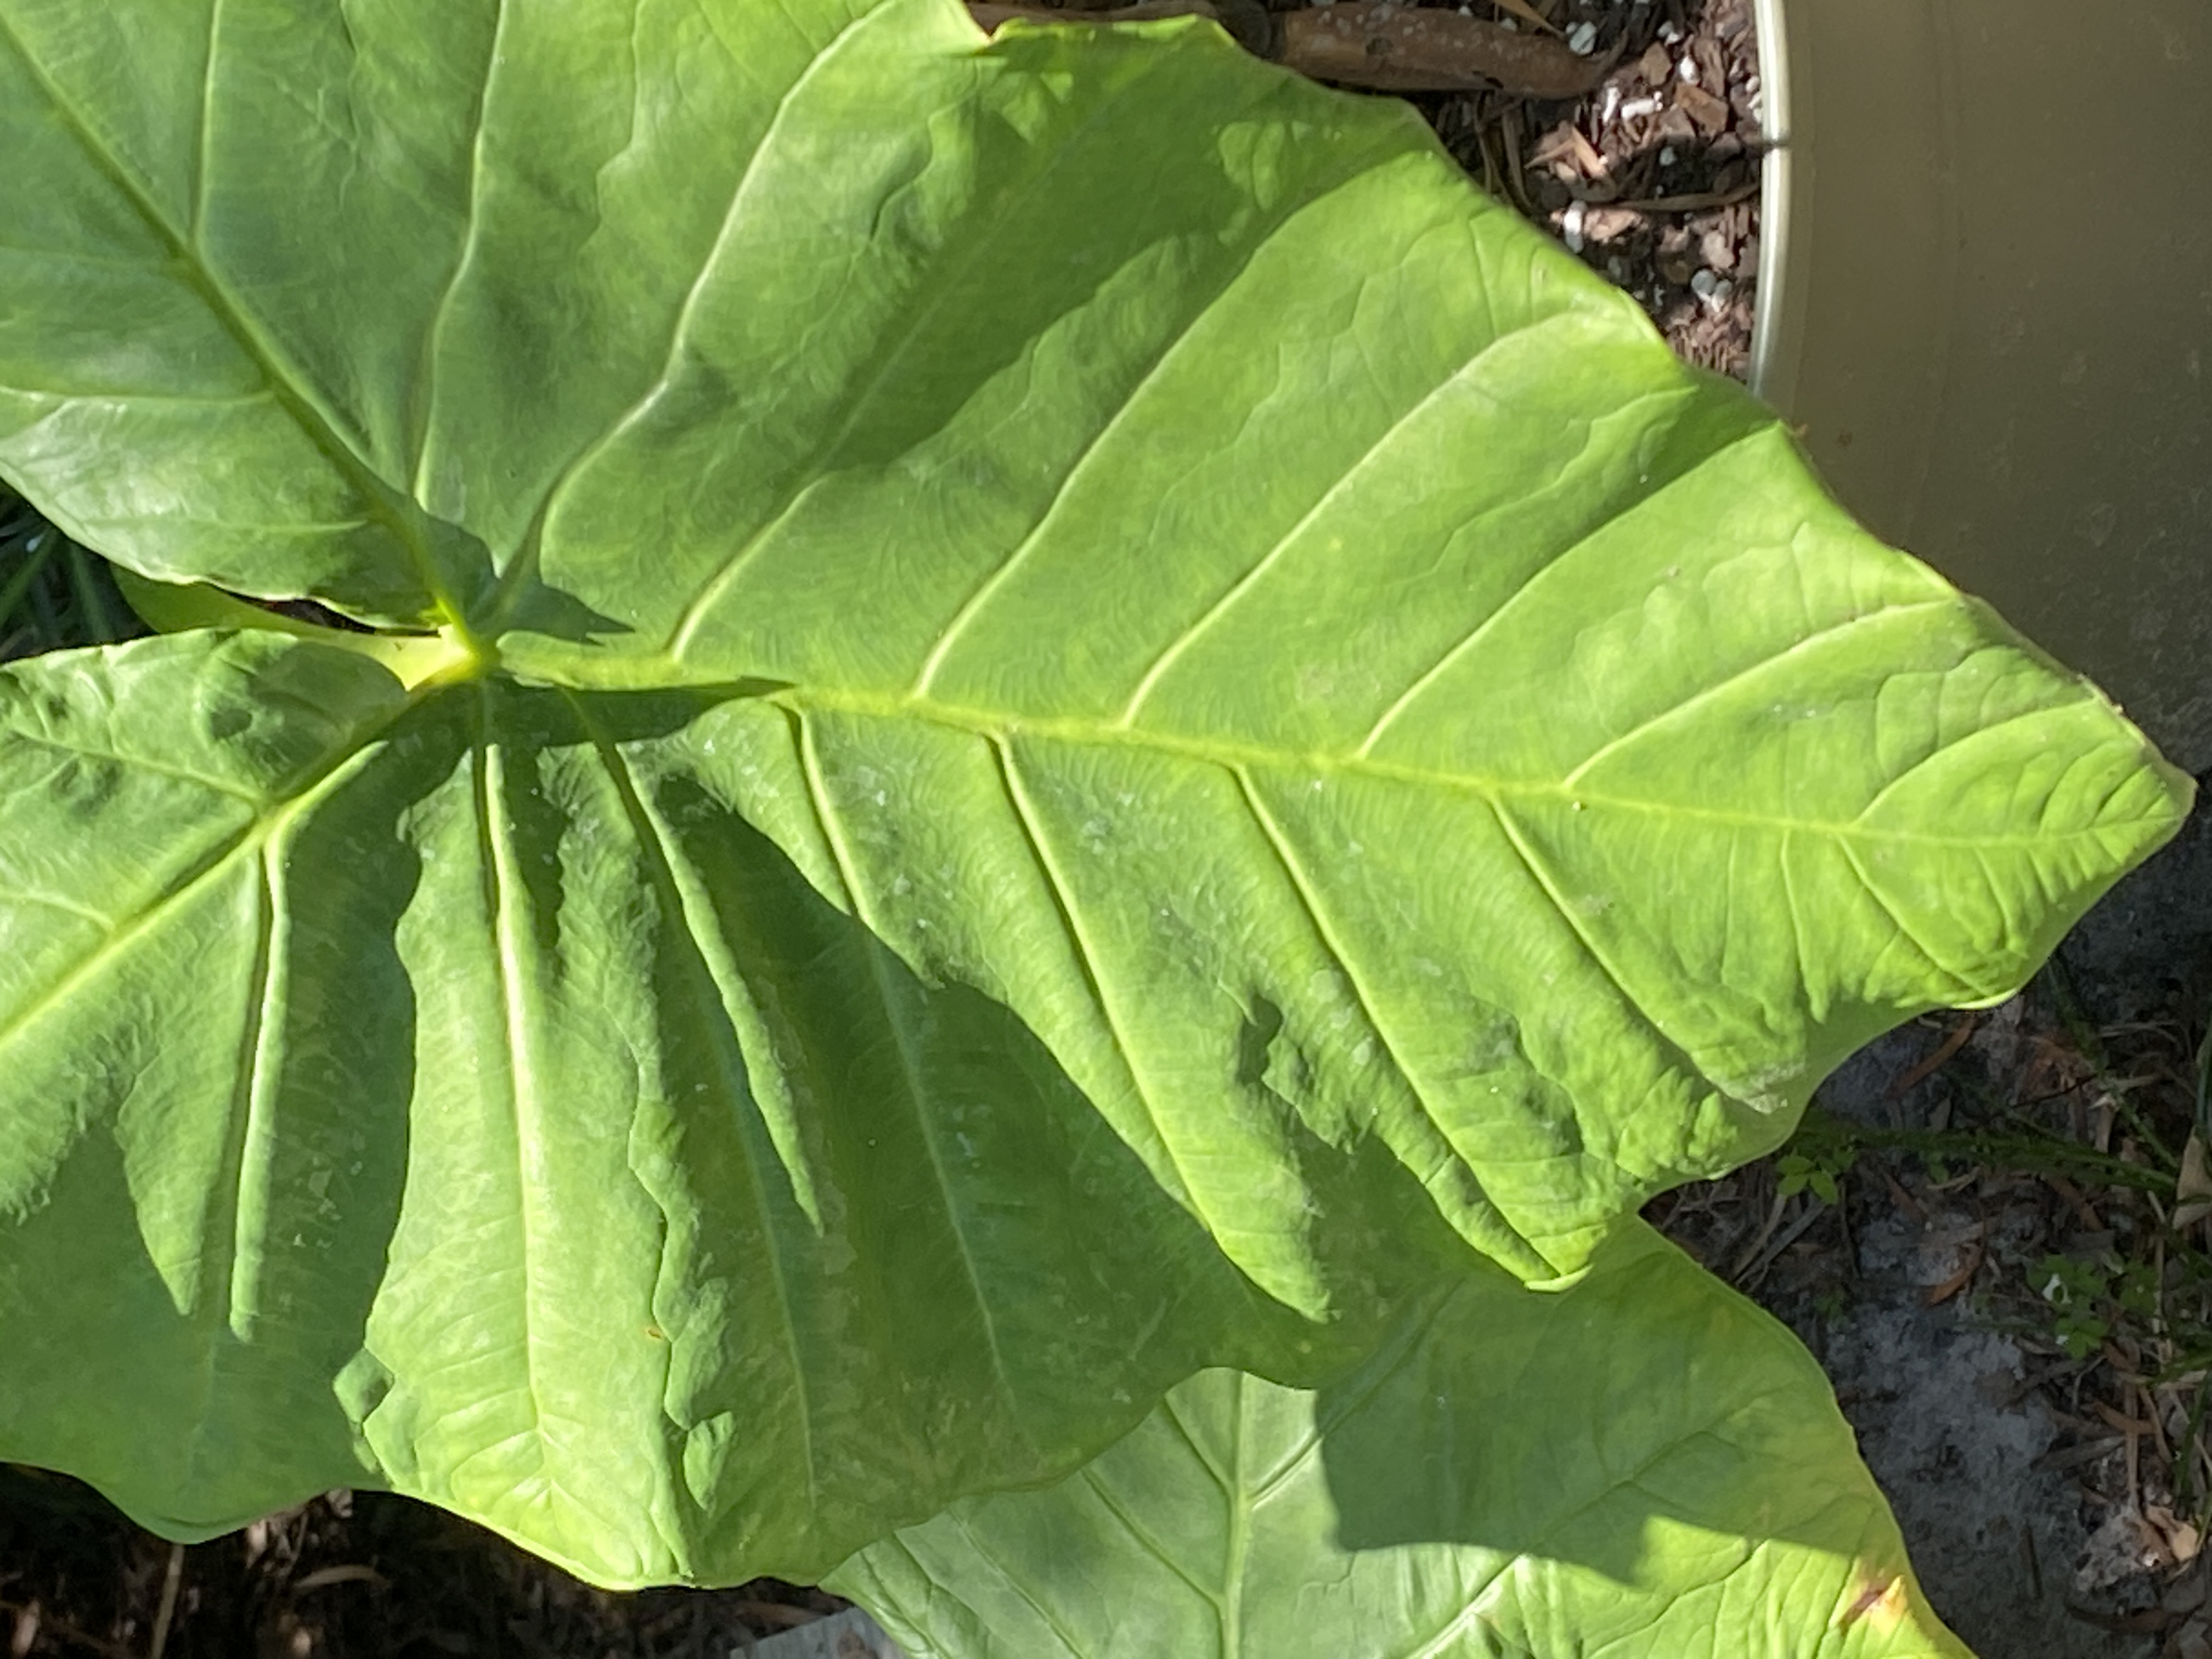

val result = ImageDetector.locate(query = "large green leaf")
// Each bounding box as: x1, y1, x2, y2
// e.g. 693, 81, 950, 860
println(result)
0, 627, 1411, 1582
836, 1223, 1974, 1659
0, 0, 2187, 1589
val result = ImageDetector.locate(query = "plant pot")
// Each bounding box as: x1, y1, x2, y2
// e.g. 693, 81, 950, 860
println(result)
1750, 0, 2212, 770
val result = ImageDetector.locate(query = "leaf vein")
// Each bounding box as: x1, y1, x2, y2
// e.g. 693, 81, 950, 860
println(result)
481, 2, 896, 633
1355, 415, 1765, 758
469, 689, 556, 1476
790, 708, 1027, 1423
191, 0, 224, 244
566, 692, 823, 1523
1487, 796, 1695, 1086
986, 734, 1206, 1218
1245, 1287, 1453, 1508
1835, 835, 1967, 992
1227, 764, 1425, 1102
1558, 599, 1955, 789
1117, 311, 1570, 726
810, 686, 2138, 850
0, 887, 111, 928
0, 691, 405, 1069
0, 726, 267, 802
907, 142, 1397, 698
943, 1513, 1093, 1659
1077, 1464, 1229, 1613
176, 837, 275, 1493
409, 0, 507, 511
0, 6, 464, 626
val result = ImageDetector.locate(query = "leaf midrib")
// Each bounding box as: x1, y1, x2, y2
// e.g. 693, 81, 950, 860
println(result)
0, 7, 467, 632
768, 684, 2135, 850
0, 682, 420, 1067
476, 0, 907, 636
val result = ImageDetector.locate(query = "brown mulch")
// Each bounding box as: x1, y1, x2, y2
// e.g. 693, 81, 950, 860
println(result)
1413, 0, 1764, 378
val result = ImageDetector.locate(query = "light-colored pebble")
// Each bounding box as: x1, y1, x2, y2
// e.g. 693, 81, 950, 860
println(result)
1688, 272, 1735, 313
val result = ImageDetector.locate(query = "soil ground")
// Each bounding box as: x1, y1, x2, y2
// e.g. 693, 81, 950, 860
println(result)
5, 4, 2203, 1657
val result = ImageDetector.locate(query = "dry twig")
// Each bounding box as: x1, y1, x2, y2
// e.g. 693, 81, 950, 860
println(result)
967, 1, 1612, 97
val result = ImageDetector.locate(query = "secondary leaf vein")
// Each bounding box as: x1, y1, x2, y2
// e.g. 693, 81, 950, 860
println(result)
0, 6, 464, 626
1116, 311, 1570, 726
790, 708, 1026, 1423
566, 691, 823, 1521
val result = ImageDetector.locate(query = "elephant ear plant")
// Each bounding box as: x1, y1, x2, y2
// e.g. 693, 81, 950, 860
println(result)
0, 0, 2187, 1650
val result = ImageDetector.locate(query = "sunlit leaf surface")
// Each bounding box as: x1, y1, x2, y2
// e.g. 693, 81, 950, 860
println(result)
0, 0, 2185, 1590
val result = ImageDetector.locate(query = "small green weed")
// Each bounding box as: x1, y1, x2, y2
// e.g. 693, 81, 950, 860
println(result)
2035, 1250, 2161, 1361
1774, 1114, 1858, 1207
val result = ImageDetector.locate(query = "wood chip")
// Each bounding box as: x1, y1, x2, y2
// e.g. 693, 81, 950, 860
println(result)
1924, 1239, 1984, 1306
0, 1602, 131, 1659
1655, 101, 1699, 144
1611, 182, 1760, 216
1527, 122, 1583, 169
1582, 204, 1642, 243
1692, 34, 1727, 91
969, 0, 1610, 96
1565, 123, 1609, 178
1674, 80, 1732, 137
2043, 1171, 2107, 1231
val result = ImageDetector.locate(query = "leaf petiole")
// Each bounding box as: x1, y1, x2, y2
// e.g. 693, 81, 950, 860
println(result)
112, 566, 486, 690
